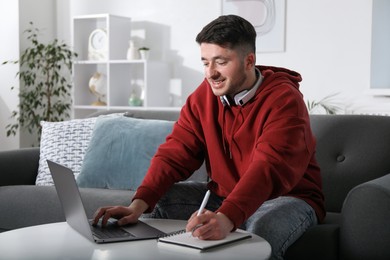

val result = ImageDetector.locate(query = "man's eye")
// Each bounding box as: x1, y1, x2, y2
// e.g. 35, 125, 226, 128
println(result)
217, 61, 227, 65
203, 63, 209, 67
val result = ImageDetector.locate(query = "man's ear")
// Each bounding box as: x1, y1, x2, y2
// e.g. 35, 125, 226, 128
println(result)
245, 52, 256, 69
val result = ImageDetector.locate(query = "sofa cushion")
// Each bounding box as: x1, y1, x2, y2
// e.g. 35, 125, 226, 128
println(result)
0, 185, 133, 231
310, 115, 390, 212
340, 174, 390, 260
76, 116, 174, 190
36, 117, 98, 185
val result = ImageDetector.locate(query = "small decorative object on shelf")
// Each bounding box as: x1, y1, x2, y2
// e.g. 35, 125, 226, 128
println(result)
128, 90, 143, 106
127, 40, 139, 60
138, 47, 150, 60
88, 28, 108, 60
88, 72, 107, 106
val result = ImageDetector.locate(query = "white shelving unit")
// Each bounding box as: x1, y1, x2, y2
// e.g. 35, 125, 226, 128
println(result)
72, 14, 172, 118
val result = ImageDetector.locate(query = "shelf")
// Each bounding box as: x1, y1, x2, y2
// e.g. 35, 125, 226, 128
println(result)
366, 89, 390, 97
72, 14, 172, 119
74, 60, 147, 65
72, 105, 181, 119
74, 105, 181, 111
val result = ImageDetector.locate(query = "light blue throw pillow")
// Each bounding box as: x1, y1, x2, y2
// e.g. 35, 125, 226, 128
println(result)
76, 116, 174, 190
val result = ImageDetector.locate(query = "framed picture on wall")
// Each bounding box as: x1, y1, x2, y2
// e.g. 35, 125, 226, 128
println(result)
222, 0, 286, 53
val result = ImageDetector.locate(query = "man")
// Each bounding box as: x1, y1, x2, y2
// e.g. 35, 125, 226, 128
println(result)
94, 15, 325, 259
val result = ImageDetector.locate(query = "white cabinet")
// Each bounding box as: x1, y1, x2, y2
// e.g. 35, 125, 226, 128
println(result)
72, 14, 172, 118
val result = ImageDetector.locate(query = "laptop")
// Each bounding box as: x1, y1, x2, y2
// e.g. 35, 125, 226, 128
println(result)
47, 160, 166, 243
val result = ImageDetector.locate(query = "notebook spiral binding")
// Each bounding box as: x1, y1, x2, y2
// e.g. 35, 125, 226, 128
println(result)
158, 228, 187, 238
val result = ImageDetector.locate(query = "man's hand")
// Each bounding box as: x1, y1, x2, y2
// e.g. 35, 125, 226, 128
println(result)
92, 199, 149, 227
186, 210, 234, 240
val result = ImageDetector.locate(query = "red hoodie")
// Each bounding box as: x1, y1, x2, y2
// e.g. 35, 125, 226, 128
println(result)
134, 65, 325, 229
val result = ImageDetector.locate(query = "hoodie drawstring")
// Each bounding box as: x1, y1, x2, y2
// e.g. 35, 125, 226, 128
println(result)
219, 105, 244, 160
219, 104, 229, 156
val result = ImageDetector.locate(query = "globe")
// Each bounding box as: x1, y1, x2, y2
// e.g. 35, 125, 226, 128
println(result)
88, 72, 107, 106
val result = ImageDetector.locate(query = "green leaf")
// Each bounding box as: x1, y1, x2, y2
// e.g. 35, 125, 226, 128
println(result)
2, 21, 77, 145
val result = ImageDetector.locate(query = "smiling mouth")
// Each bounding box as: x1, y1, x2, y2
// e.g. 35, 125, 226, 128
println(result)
210, 79, 225, 89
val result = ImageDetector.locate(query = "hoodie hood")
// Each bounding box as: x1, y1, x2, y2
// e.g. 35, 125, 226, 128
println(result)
257, 65, 302, 91
218, 65, 303, 160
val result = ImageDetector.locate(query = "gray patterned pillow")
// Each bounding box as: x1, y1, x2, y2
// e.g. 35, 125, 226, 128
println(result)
36, 117, 97, 185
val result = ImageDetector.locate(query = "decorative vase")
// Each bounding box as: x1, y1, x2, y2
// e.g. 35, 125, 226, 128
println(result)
139, 49, 150, 60
126, 40, 139, 60
128, 90, 143, 106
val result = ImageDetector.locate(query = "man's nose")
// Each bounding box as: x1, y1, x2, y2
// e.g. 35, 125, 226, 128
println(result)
206, 65, 219, 78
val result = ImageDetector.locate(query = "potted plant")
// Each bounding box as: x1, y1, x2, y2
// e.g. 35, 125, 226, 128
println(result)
306, 93, 343, 115
138, 47, 150, 60
2, 22, 78, 145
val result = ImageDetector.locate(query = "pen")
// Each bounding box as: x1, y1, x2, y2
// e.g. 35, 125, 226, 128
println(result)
191, 190, 211, 237
197, 190, 211, 216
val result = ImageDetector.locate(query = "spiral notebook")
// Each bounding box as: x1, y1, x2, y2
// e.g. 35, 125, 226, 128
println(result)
158, 229, 252, 250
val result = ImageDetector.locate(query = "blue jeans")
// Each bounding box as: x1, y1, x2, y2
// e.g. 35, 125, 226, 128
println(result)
148, 182, 317, 260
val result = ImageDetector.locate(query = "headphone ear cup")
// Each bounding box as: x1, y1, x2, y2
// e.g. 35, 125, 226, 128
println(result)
220, 96, 231, 106
234, 86, 258, 106
234, 90, 248, 106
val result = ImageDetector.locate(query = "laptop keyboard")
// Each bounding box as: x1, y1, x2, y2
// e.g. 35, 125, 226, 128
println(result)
89, 219, 134, 239
90, 220, 135, 239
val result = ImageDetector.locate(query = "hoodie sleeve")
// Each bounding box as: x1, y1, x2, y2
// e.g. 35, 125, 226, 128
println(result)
133, 98, 207, 212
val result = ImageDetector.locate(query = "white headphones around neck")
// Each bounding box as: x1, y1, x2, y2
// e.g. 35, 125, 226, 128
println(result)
220, 69, 263, 107
220, 86, 258, 106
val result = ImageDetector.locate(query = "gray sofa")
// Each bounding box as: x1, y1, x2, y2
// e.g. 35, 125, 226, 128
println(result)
1, 110, 390, 260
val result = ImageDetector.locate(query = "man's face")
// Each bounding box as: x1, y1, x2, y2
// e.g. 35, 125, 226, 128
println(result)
200, 43, 254, 97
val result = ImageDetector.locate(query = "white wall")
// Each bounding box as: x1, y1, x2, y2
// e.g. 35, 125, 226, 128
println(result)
0, 0, 57, 151
259, 0, 376, 112
65, 0, 381, 112
18, 0, 57, 148
2, 0, 388, 150
0, 2, 20, 151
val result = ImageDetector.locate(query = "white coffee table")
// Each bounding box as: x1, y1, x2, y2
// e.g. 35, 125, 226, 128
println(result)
0, 219, 271, 259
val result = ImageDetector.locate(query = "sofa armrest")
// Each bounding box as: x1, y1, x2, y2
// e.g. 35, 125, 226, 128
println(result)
0, 148, 40, 186
340, 173, 390, 260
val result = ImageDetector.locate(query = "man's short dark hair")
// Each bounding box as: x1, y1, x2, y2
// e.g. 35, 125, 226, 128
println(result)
196, 15, 257, 54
